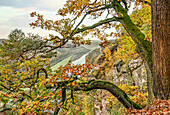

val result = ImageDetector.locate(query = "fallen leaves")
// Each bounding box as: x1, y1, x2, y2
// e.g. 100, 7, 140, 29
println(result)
128, 100, 170, 115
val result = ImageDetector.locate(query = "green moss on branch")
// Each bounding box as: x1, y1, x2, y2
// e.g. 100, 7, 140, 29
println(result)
75, 17, 121, 34
74, 80, 142, 109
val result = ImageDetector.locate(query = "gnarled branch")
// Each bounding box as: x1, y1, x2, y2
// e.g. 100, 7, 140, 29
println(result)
73, 80, 142, 109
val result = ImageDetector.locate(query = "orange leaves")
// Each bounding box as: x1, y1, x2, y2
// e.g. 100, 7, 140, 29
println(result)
86, 59, 88, 63
30, 12, 36, 17
59, 0, 90, 17
48, 92, 54, 96
58, 65, 63, 69
99, 40, 110, 47
128, 100, 170, 115
57, 62, 92, 78
30, 11, 73, 40
3, 93, 8, 97
41, 81, 46, 85
71, 81, 76, 86
14, 0, 154, 114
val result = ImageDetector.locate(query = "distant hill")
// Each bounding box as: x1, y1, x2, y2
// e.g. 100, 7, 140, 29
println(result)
83, 39, 115, 50
50, 42, 91, 66
0, 38, 115, 67
50, 40, 108, 66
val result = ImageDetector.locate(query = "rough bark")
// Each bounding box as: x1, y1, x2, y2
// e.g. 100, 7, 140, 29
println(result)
151, 0, 170, 100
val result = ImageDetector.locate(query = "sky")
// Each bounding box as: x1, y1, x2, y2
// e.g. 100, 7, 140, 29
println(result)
0, 0, 66, 39
0, 0, 134, 39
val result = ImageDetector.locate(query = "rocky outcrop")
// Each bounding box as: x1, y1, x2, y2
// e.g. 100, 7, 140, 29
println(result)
87, 45, 147, 87
86, 45, 147, 115
128, 58, 147, 88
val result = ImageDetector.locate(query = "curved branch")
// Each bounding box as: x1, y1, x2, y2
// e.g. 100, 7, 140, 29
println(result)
70, 4, 114, 36
114, 3, 152, 69
35, 68, 48, 83
74, 80, 142, 109
113, 3, 154, 102
70, 12, 89, 36
75, 17, 122, 34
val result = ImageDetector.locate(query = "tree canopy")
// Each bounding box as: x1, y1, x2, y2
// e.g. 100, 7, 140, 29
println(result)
0, 0, 169, 115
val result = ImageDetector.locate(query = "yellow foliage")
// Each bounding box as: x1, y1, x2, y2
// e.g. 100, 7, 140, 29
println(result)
105, 84, 148, 113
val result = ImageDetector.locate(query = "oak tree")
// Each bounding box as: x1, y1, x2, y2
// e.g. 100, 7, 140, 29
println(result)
0, 0, 169, 114
151, 0, 170, 100
30, 0, 154, 104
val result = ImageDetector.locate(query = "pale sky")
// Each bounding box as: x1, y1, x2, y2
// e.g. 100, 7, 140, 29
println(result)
0, 0, 66, 39
0, 0, 135, 39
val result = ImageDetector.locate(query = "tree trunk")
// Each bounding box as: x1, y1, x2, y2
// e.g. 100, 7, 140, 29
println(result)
113, 3, 155, 103
151, 0, 170, 100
